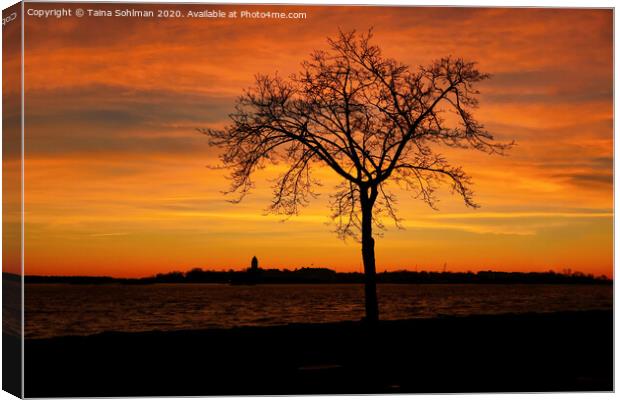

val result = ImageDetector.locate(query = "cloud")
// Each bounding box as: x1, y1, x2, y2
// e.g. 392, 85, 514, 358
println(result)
89, 232, 130, 237
552, 173, 614, 188
24, 85, 234, 158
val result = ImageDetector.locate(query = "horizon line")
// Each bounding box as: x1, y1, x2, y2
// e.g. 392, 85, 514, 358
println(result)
7, 267, 612, 280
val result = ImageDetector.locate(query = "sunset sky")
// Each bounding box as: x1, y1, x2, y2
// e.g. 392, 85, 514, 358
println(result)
16, 4, 612, 277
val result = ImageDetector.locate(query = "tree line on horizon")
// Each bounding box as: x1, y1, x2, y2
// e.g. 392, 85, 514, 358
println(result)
18, 267, 611, 285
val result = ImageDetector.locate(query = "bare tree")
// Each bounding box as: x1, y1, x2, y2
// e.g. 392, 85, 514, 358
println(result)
202, 30, 510, 323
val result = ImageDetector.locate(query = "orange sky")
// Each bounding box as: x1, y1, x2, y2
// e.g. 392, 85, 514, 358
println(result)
17, 4, 612, 277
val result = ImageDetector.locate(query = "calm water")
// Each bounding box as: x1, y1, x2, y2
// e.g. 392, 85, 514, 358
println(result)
25, 283, 612, 339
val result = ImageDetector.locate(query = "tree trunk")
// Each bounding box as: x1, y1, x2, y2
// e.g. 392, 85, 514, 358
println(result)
360, 187, 379, 323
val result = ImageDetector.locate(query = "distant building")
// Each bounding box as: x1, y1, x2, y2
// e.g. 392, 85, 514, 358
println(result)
250, 256, 259, 271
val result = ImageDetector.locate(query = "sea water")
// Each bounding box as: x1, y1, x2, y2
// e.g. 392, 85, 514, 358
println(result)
25, 283, 612, 339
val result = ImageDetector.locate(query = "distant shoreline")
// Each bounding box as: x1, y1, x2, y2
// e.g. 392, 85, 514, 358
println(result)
6, 267, 612, 285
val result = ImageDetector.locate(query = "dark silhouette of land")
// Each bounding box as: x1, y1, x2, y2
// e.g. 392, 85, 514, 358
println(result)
24, 309, 612, 396
18, 268, 611, 285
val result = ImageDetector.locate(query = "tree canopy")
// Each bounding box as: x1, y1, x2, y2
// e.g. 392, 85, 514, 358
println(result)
203, 30, 510, 240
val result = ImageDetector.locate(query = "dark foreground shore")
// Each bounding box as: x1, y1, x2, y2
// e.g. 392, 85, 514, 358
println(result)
24, 310, 612, 397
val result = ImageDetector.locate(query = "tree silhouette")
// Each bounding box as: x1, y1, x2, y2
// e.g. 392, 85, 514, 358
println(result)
202, 30, 510, 323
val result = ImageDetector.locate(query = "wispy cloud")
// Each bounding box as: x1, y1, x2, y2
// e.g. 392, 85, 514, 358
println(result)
89, 232, 130, 237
